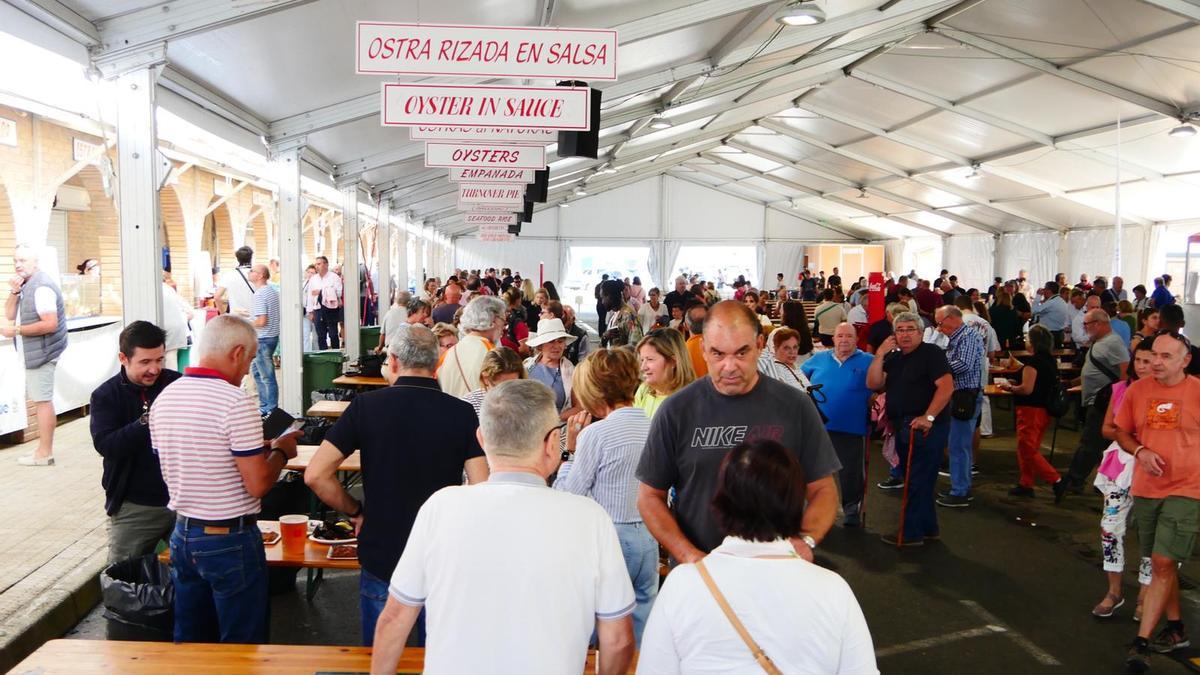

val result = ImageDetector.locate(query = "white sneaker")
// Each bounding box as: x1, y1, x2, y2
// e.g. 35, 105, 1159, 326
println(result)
17, 454, 54, 466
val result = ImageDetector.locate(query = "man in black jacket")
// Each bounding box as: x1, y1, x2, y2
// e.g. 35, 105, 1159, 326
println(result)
91, 321, 181, 563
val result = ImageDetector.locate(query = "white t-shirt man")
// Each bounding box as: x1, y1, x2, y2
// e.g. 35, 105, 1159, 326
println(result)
218, 266, 255, 316
389, 472, 635, 675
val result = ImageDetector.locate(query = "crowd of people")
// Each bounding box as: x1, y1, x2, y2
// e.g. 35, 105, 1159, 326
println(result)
4, 237, 1188, 674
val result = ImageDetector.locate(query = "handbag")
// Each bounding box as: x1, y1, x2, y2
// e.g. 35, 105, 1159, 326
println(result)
695, 559, 783, 675
950, 387, 980, 421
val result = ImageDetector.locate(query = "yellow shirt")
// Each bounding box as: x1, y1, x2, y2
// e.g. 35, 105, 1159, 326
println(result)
634, 383, 669, 419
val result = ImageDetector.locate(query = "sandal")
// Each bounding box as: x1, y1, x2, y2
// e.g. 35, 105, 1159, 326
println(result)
1092, 593, 1125, 618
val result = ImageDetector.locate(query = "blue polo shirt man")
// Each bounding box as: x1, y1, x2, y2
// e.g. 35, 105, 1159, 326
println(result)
802, 322, 874, 527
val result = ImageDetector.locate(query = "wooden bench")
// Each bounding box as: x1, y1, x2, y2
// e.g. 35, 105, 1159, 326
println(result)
332, 374, 388, 388
12, 640, 629, 674
306, 400, 349, 419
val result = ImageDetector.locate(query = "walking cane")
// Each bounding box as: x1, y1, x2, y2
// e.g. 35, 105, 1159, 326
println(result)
895, 427, 917, 547
860, 431, 870, 528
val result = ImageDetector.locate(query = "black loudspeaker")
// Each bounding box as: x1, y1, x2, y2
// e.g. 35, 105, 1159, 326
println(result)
507, 224, 521, 236
525, 169, 549, 203
516, 200, 533, 223
557, 81, 601, 159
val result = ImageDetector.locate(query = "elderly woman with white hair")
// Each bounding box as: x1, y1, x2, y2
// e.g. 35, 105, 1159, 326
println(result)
523, 318, 580, 419
437, 295, 506, 398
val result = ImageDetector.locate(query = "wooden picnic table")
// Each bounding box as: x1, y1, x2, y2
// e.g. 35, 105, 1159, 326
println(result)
286, 445, 361, 472
158, 520, 359, 571
1009, 349, 1075, 358
11, 640, 627, 674
306, 400, 349, 419
332, 374, 388, 388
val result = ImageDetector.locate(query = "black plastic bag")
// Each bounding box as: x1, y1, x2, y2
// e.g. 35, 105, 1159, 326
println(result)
100, 554, 174, 640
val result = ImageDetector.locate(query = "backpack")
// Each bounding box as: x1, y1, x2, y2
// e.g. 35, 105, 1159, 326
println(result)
1045, 379, 1072, 418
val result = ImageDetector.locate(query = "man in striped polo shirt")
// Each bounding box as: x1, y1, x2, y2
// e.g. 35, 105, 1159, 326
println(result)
249, 264, 280, 415
150, 315, 298, 643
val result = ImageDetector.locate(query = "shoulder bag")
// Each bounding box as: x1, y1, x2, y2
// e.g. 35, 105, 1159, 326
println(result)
695, 559, 783, 675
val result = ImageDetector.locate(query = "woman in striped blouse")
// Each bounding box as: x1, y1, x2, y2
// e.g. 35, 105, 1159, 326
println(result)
554, 348, 657, 645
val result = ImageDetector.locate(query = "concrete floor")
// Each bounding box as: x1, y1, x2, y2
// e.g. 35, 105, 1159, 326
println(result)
46, 406, 1200, 673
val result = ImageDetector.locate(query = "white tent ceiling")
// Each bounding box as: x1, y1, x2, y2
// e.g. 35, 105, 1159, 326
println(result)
8, 0, 1200, 242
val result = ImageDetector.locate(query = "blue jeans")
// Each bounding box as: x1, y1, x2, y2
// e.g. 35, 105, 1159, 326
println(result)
360, 569, 425, 647
948, 392, 983, 497
303, 315, 316, 352
252, 337, 278, 414
615, 522, 659, 647
169, 518, 268, 643
893, 416, 951, 541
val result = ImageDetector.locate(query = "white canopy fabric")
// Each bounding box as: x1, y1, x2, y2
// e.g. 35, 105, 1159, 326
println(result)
4, 0, 1200, 287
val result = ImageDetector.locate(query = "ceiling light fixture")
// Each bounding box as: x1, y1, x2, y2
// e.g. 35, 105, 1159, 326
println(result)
648, 116, 673, 130
596, 164, 617, 175
966, 164, 981, 179
775, 1, 826, 26
856, 187, 868, 199
1168, 123, 1196, 138
560, 201, 571, 209
574, 186, 588, 197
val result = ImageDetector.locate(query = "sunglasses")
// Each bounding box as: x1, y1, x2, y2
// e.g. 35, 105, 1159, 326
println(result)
1151, 329, 1193, 351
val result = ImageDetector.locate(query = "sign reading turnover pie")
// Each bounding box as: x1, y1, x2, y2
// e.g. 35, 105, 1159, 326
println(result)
382, 83, 590, 130
357, 23, 617, 80
425, 142, 546, 169
479, 232, 515, 242
409, 126, 556, 143
458, 184, 526, 207
448, 167, 536, 183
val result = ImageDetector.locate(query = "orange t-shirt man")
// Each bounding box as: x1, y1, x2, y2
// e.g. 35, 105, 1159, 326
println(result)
1116, 375, 1200, 499
685, 334, 708, 379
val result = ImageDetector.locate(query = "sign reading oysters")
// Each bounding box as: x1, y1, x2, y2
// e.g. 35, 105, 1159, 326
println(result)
357, 23, 617, 80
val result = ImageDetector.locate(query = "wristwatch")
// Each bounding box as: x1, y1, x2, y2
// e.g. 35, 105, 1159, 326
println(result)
801, 535, 817, 550
925, 414, 935, 423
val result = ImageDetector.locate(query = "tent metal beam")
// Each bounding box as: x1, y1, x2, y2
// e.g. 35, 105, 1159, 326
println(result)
797, 100, 973, 166
935, 28, 1182, 118
7, 0, 99, 46
93, 0, 320, 61
673, 166, 873, 241
847, 71, 1166, 181
159, 66, 269, 137
1138, 0, 1200, 21
727, 138, 1065, 232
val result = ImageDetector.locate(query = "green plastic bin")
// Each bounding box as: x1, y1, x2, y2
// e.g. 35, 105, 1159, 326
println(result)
176, 347, 190, 371
303, 350, 344, 408
359, 326, 381, 358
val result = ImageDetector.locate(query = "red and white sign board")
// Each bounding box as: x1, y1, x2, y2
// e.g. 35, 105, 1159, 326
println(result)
426, 142, 546, 169
479, 233, 515, 242
383, 83, 589, 130
464, 212, 518, 226
459, 184, 525, 207
410, 125, 556, 144
448, 167, 535, 183
478, 224, 511, 234
357, 23, 617, 80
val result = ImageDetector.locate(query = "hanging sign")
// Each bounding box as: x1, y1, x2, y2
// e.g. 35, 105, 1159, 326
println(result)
73, 138, 102, 165
426, 142, 546, 169
464, 212, 518, 226
383, 83, 590, 130
478, 224, 511, 234
410, 125, 555, 143
0, 117, 17, 147
458, 184, 526, 207
357, 22, 617, 80
479, 232, 515, 242
448, 167, 535, 183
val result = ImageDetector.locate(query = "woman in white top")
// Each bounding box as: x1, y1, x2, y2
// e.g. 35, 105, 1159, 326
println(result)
759, 327, 811, 390
638, 440, 878, 675
462, 346, 525, 415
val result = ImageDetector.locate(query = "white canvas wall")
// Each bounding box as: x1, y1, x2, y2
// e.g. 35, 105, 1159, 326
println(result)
454, 236, 560, 283
665, 177, 762, 240
944, 235, 996, 291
